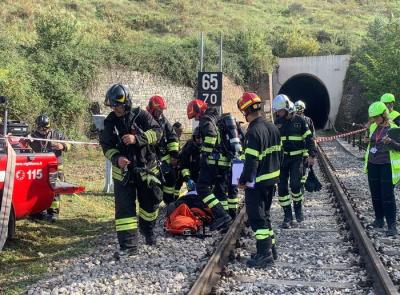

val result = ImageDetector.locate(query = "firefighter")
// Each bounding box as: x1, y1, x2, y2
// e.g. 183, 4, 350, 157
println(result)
100, 84, 162, 258
380, 93, 400, 126
186, 99, 232, 231
273, 94, 316, 228
27, 115, 71, 222
237, 92, 282, 268
294, 100, 315, 190
146, 95, 179, 204
295, 100, 315, 137
174, 126, 202, 197
172, 121, 184, 141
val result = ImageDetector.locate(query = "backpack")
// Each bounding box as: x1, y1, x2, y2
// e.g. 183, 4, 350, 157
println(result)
164, 192, 213, 236
305, 166, 322, 192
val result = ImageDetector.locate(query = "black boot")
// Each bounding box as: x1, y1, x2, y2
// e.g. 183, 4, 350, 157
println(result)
210, 203, 232, 231
367, 219, 384, 229
293, 201, 304, 223
139, 218, 157, 246
114, 229, 138, 260
387, 223, 397, 237
228, 208, 237, 219
47, 208, 59, 223
247, 239, 274, 268
281, 205, 293, 229
271, 244, 278, 260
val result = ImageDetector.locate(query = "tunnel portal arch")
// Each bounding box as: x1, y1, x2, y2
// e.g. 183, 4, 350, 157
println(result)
278, 74, 330, 129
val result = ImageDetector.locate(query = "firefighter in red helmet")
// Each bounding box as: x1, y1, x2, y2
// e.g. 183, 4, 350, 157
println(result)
237, 92, 282, 268
147, 95, 179, 204
186, 99, 232, 231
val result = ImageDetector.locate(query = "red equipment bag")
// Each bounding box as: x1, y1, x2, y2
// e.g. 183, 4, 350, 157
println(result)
164, 192, 212, 236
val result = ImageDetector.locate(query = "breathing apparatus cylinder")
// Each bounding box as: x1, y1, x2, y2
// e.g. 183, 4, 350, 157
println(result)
217, 113, 242, 158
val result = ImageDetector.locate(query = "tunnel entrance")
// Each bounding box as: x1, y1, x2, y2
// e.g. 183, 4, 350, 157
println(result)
278, 74, 330, 129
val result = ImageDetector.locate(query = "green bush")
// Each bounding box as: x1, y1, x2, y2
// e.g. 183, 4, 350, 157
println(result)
25, 10, 103, 134
351, 17, 400, 104
270, 28, 320, 57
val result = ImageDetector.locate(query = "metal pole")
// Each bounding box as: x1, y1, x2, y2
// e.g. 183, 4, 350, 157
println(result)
200, 32, 204, 72
219, 32, 223, 72
219, 33, 223, 114
3, 107, 8, 135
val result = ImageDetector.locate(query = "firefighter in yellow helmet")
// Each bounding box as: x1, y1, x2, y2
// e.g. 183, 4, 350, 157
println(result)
237, 92, 282, 268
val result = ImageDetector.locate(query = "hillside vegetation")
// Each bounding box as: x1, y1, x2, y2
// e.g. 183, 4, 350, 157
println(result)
0, 0, 399, 134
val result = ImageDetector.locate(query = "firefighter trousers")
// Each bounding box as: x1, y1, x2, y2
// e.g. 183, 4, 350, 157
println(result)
114, 174, 162, 250
245, 184, 276, 252
278, 156, 304, 207
226, 168, 239, 213
197, 163, 229, 213
48, 171, 65, 216
162, 165, 176, 204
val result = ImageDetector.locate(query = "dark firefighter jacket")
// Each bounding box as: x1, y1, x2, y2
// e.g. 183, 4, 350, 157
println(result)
28, 129, 71, 166
155, 114, 179, 162
199, 108, 230, 167
179, 139, 201, 181
239, 116, 282, 186
303, 115, 315, 138
100, 107, 162, 181
275, 114, 316, 158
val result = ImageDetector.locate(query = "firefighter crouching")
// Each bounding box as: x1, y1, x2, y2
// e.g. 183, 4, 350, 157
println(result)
186, 99, 232, 231
146, 95, 179, 204
27, 115, 71, 222
237, 92, 282, 268
100, 84, 162, 258
273, 94, 316, 229
175, 127, 202, 196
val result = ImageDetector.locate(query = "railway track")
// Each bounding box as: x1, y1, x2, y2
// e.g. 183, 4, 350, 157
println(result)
189, 143, 398, 295
25, 140, 399, 295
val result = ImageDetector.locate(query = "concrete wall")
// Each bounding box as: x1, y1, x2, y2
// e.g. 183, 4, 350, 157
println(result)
87, 67, 245, 131
272, 55, 350, 128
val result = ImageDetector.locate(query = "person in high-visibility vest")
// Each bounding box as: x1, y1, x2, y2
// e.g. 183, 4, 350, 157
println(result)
364, 101, 400, 236
380, 93, 400, 126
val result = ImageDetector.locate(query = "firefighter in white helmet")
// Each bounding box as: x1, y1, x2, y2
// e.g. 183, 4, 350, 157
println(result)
272, 94, 316, 228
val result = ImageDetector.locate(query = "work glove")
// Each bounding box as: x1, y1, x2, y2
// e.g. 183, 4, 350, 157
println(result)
186, 179, 196, 191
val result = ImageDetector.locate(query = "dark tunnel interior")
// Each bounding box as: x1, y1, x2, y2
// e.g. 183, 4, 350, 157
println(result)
278, 74, 330, 129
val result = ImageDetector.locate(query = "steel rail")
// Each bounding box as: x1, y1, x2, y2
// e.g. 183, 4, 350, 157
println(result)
317, 144, 398, 295
188, 206, 246, 295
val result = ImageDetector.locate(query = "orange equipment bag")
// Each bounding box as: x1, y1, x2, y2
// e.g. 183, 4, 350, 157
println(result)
164, 192, 213, 236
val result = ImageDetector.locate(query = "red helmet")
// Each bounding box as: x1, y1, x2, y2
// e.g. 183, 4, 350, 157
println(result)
146, 95, 167, 115
187, 99, 207, 119
237, 92, 262, 115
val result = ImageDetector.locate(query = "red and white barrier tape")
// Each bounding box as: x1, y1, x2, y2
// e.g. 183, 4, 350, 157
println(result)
316, 128, 367, 143
2, 135, 100, 146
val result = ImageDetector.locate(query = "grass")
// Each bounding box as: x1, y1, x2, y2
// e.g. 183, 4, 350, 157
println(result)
0, 147, 114, 295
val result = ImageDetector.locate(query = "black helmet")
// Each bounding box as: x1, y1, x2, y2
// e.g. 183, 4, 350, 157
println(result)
36, 115, 50, 128
105, 84, 132, 110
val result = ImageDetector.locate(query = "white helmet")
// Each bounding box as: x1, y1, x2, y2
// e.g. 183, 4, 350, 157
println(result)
272, 94, 291, 113
294, 100, 306, 112
288, 101, 296, 113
